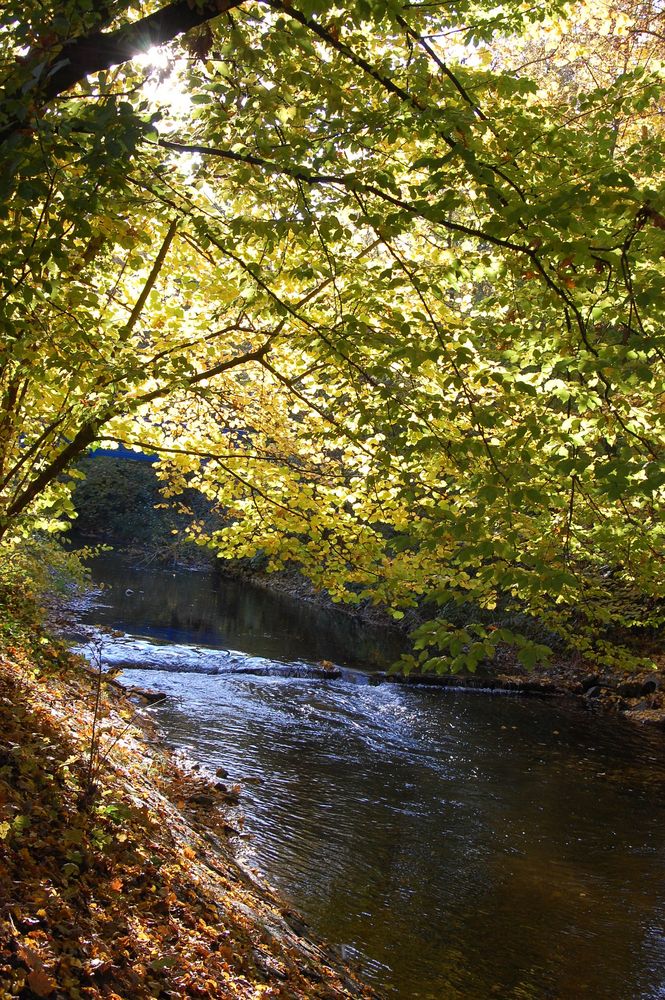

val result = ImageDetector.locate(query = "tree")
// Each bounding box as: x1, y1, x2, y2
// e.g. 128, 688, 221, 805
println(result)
1, 0, 664, 670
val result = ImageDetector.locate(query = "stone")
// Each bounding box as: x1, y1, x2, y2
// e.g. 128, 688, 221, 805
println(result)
616, 680, 644, 698
190, 792, 214, 806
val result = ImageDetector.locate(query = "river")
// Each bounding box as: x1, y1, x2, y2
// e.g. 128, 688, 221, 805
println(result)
72, 554, 665, 1000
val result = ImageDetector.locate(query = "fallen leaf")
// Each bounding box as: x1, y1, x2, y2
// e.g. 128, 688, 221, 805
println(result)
27, 968, 57, 997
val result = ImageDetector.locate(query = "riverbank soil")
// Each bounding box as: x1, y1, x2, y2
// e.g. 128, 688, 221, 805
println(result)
0, 643, 374, 1000
488, 657, 665, 728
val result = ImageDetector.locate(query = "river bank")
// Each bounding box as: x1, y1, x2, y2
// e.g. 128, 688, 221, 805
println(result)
7, 554, 665, 998
377, 656, 665, 730
0, 633, 375, 1000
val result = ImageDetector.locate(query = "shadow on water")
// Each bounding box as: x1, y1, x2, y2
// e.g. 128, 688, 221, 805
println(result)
75, 553, 665, 1000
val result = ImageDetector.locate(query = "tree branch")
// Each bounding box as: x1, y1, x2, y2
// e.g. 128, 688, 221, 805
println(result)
156, 138, 527, 254
0, 337, 275, 532
0, 0, 245, 145
122, 218, 177, 340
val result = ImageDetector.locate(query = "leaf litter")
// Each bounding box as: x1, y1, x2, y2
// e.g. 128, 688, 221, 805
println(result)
0, 639, 376, 999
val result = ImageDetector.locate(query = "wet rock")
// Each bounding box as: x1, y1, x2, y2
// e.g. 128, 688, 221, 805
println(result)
189, 792, 215, 806
215, 766, 229, 779
233, 663, 343, 680
127, 686, 167, 705
642, 677, 660, 695
616, 680, 644, 698
221, 785, 241, 803
585, 685, 602, 699
581, 675, 600, 693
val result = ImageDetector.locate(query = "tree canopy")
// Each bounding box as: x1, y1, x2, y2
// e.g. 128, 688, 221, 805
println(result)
2, 0, 665, 670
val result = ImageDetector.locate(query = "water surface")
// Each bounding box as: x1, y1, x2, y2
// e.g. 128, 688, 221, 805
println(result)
76, 555, 665, 1000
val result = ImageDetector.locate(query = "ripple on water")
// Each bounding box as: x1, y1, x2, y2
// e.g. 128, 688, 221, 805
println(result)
73, 569, 665, 1000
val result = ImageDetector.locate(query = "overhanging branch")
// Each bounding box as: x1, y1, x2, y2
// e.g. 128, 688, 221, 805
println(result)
0, 0, 245, 145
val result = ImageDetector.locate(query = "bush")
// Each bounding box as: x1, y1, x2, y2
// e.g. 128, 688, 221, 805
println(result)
0, 536, 89, 651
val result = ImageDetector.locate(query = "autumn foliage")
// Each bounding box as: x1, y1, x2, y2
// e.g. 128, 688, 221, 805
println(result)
1, 0, 665, 670
0, 635, 373, 999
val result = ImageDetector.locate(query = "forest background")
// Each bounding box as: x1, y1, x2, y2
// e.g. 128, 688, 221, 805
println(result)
1, 0, 665, 674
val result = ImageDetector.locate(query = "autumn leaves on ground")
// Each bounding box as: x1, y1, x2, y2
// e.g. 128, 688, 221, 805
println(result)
0, 610, 372, 999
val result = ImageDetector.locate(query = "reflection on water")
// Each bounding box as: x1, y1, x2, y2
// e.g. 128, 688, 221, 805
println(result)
77, 555, 665, 1000
80, 554, 403, 669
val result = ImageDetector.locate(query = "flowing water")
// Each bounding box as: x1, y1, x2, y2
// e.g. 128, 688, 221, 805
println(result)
73, 554, 665, 1000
